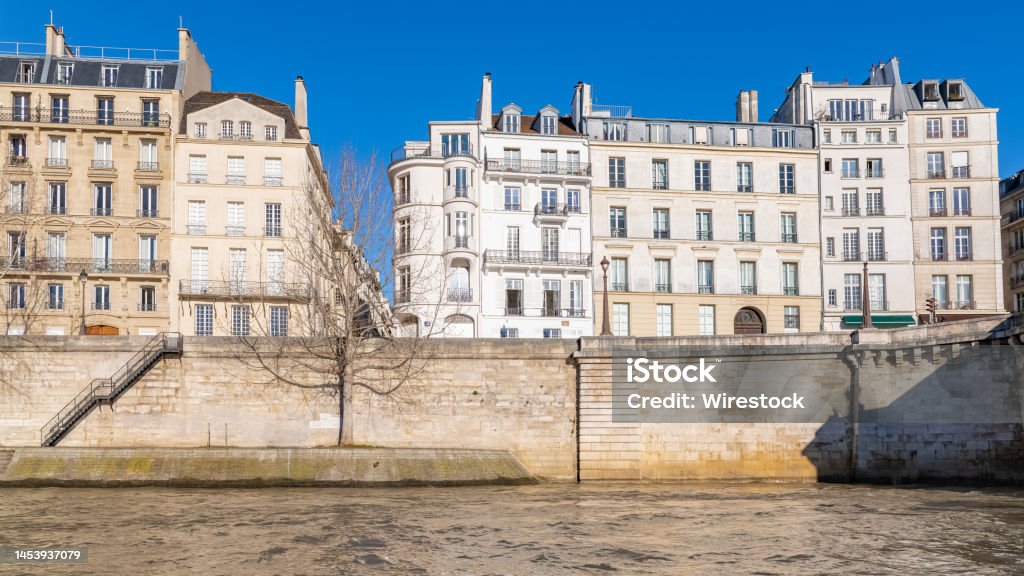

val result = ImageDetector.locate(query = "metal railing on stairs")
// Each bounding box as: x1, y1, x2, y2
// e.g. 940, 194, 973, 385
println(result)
40, 332, 182, 447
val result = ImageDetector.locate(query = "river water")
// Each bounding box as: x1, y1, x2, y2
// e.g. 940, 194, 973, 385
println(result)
0, 483, 1021, 575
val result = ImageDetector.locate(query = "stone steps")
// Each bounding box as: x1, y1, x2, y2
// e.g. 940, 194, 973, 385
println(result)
0, 450, 14, 475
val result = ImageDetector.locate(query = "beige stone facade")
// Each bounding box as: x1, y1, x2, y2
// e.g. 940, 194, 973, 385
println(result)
0, 24, 210, 335
1000, 170, 1024, 313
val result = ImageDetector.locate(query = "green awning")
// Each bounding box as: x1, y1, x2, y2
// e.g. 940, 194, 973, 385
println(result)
842, 315, 917, 328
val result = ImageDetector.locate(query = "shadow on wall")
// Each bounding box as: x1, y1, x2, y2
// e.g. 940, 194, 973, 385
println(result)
802, 330, 1024, 485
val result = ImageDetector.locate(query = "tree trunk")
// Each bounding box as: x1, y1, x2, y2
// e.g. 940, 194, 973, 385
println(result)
336, 373, 345, 446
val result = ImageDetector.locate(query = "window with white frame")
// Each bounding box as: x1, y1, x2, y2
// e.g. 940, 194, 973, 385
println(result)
780, 213, 797, 243
231, 305, 250, 336
264, 158, 282, 185
654, 259, 671, 293
194, 122, 207, 138
543, 328, 562, 339
694, 161, 710, 191
647, 123, 669, 143
540, 115, 557, 135
612, 303, 629, 336
195, 304, 213, 335
265, 125, 278, 141
784, 306, 800, 330
502, 113, 520, 133
926, 118, 942, 138
270, 306, 288, 336
227, 202, 245, 236
221, 120, 234, 138
100, 65, 118, 87
188, 200, 206, 234
609, 157, 625, 187
239, 121, 252, 139
144, 67, 163, 89
843, 274, 861, 310
698, 305, 715, 335
736, 162, 752, 192
652, 159, 668, 189
772, 128, 793, 148
779, 164, 795, 193
951, 117, 967, 138
656, 304, 673, 337
782, 262, 799, 295
603, 122, 625, 141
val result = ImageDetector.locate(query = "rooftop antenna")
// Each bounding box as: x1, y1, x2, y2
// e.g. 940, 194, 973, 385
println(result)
179, 15, 183, 28
49, 9, 53, 25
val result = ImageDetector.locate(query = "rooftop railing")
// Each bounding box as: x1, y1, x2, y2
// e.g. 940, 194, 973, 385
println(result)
0, 42, 178, 61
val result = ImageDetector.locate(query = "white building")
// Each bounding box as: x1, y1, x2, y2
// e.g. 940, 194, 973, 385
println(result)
389, 74, 593, 338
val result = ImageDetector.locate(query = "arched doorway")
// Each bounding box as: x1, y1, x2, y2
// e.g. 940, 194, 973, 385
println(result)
733, 307, 765, 335
395, 314, 419, 338
444, 314, 475, 338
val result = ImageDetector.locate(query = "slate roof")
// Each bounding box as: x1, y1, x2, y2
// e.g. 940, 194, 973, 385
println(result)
489, 113, 581, 136
0, 55, 179, 89
900, 79, 986, 110
180, 91, 302, 139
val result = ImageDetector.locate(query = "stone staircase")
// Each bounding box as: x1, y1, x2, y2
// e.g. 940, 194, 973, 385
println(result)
0, 450, 14, 475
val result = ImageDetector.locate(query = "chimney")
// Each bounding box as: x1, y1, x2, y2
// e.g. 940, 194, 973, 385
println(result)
295, 76, 309, 139
178, 27, 192, 61
45, 24, 66, 57
477, 72, 492, 128
735, 90, 758, 123
749, 89, 758, 123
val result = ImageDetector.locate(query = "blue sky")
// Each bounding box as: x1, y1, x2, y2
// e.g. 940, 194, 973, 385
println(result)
3, 0, 1022, 177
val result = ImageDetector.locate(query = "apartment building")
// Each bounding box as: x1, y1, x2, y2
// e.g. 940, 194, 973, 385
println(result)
389, 74, 593, 338
577, 84, 822, 336
171, 80, 332, 336
999, 170, 1024, 312
0, 23, 210, 335
772, 59, 916, 330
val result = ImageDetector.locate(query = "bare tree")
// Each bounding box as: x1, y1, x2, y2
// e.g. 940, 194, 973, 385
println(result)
235, 147, 459, 445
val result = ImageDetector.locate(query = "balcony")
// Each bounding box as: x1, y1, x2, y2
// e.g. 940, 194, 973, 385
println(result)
178, 280, 310, 300
389, 143, 476, 166
444, 186, 473, 203
0, 256, 169, 275
698, 285, 714, 294
841, 207, 861, 217
484, 250, 592, 267
610, 282, 629, 292
865, 169, 885, 179
187, 225, 206, 235
45, 205, 66, 215
951, 166, 971, 179
534, 203, 572, 218
0, 106, 171, 128
927, 169, 946, 179
90, 207, 113, 216
867, 250, 887, 262
264, 226, 282, 237
484, 158, 591, 177
394, 240, 411, 255
187, 173, 207, 184
137, 161, 159, 172
447, 288, 473, 303
738, 232, 755, 242
5, 155, 30, 168
841, 170, 861, 179
393, 290, 411, 305
782, 233, 798, 243
6, 299, 25, 309
949, 300, 976, 310
138, 302, 157, 312
6, 204, 25, 214
929, 206, 947, 217
92, 301, 111, 311
954, 251, 973, 261
653, 230, 670, 240
504, 203, 521, 211
610, 228, 627, 238
696, 231, 713, 241
45, 157, 68, 168
783, 286, 800, 296
655, 283, 671, 293
866, 206, 885, 216
91, 159, 114, 170
931, 252, 948, 261
540, 307, 587, 318
46, 300, 64, 310
740, 284, 758, 295
842, 251, 861, 262
264, 176, 283, 186
226, 226, 245, 237
227, 174, 246, 185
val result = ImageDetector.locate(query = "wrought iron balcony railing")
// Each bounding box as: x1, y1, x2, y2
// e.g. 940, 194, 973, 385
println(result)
740, 284, 758, 295
187, 224, 206, 235
610, 282, 629, 292
447, 288, 473, 303
783, 286, 800, 296
738, 232, 755, 242
610, 228, 628, 238
698, 285, 714, 294
951, 166, 971, 179
226, 226, 245, 237
137, 209, 159, 218
842, 251, 862, 262
841, 207, 860, 217
90, 207, 113, 216
178, 280, 310, 300
655, 283, 672, 293
0, 106, 171, 128
867, 250, 887, 262
485, 158, 591, 177
534, 203, 572, 216
504, 203, 521, 211
45, 157, 68, 168
138, 302, 157, 312
653, 230, 670, 240
927, 169, 946, 179
781, 233, 798, 243
263, 176, 283, 186
91, 159, 114, 169
865, 206, 885, 216
137, 161, 159, 171
188, 173, 207, 184
696, 231, 713, 241
45, 205, 66, 215
92, 301, 110, 311
5, 155, 30, 167
484, 250, 592, 266
389, 143, 476, 166
264, 226, 282, 237
226, 174, 246, 185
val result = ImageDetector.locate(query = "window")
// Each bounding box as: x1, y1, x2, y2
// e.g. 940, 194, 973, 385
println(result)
868, 274, 886, 311
187, 200, 206, 235
772, 129, 793, 148
866, 158, 883, 178
932, 275, 948, 305
265, 125, 278, 141
603, 122, 625, 141
953, 188, 971, 216
865, 130, 881, 144
7, 181, 25, 213
828, 289, 837, 307
930, 228, 947, 260
697, 260, 714, 293
441, 133, 470, 156
929, 189, 946, 215
947, 82, 964, 101
610, 258, 628, 291
264, 158, 282, 185
56, 62, 73, 84
93, 184, 112, 216
8, 283, 26, 309
12, 94, 29, 121
145, 67, 163, 89
139, 139, 158, 170
567, 189, 580, 213
737, 212, 754, 242
691, 126, 710, 145
923, 82, 940, 101
782, 262, 799, 295
652, 159, 668, 189
189, 155, 208, 183
239, 121, 252, 140
955, 275, 973, 307
736, 162, 752, 192
227, 202, 245, 236
841, 130, 856, 144
926, 118, 942, 138
221, 120, 234, 138
841, 189, 859, 217
265, 203, 282, 236
542, 280, 560, 316
841, 159, 859, 179
47, 182, 66, 215
951, 117, 967, 138
1017, 292, 1024, 313
139, 186, 158, 217
539, 115, 557, 135
888, 128, 898, 143
227, 156, 246, 184
504, 187, 520, 211
844, 274, 861, 310
698, 305, 715, 336
51, 96, 69, 123
647, 123, 669, 143
654, 259, 671, 293
739, 261, 757, 294
47, 135, 67, 166
139, 286, 156, 312
7, 231, 25, 263
927, 152, 945, 178
695, 211, 712, 240
694, 161, 710, 191
47, 284, 64, 310
543, 328, 562, 339
732, 127, 751, 146
610, 207, 627, 238
609, 157, 625, 188
866, 189, 884, 215
541, 227, 559, 261
540, 150, 557, 174
569, 280, 583, 316
142, 101, 159, 126
100, 65, 118, 87
656, 304, 673, 337
9, 134, 27, 161
231, 306, 250, 336
94, 285, 110, 310
540, 189, 558, 213
505, 227, 519, 256
567, 151, 581, 175
779, 164, 795, 193
16, 61, 35, 83
652, 209, 669, 239
47, 232, 65, 268
826, 237, 835, 258
612, 303, 629, 336
954, 227, 972, 260
784, 306, 800, 330
502, 113, 520, 133
822, 129, 832, 144
505, 279, 523, 315
842, 229, 860, 260
194, 304, 214, 336
824, 159, 833, 173
229, 251, 247, 292
951, 152, 969, 178
270, 306, 289, 336
500, 327, 520, 339
867, 229, 885, 261
780, 213, 797, 243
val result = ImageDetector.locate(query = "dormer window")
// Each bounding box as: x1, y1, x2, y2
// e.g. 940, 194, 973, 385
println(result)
503, 114, 520, 133
100, 65, 119, 88
603, 122, 626, 141
239, 121, 252, 140
923, 82, 940, 101
16, 62, 35, 84
221, 120, 234, 139
56, 63, 73, 85
947, 82, 964, 101
194, 122, 207, 138
145, 67, 163, 89
540, 115, 557, 135
265, 126, 278, 141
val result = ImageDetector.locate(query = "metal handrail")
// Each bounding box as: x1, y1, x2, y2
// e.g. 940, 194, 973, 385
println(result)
40, 332, 182, 446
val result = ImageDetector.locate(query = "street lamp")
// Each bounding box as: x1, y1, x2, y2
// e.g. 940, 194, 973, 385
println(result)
78, 270, 88, 335
600, 256, 612, 336
861, 260, 873, 329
